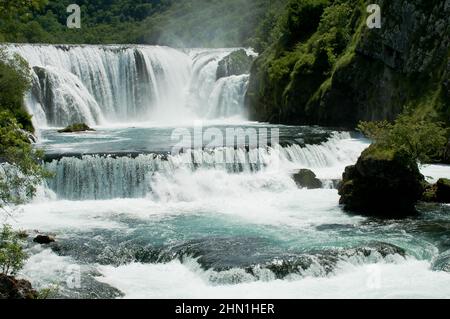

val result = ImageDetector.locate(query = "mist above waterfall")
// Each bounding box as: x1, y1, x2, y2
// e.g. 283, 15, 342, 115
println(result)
139, 0, 279, 48
6, 44, 252, 128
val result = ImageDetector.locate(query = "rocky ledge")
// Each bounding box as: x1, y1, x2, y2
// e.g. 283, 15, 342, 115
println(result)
0, 274, 37, 299
216, 49, 254, 80
338, 146, 425, 217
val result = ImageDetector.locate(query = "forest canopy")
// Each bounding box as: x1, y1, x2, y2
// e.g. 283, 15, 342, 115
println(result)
0, 0, 286, 48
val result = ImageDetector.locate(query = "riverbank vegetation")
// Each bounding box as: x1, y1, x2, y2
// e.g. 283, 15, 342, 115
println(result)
358, 114, 448, 164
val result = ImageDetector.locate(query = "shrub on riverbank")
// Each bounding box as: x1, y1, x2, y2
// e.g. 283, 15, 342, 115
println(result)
358, 114, 448, 164
0, 49, 34, 133
0, 225, 27, 277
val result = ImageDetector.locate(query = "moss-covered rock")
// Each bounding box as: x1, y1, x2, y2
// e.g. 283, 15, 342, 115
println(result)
422, 178, 450, 203
293, 169, 322, 189
216, 49, 254, 80
338, 145, 425, 217
58, 123, 95, 133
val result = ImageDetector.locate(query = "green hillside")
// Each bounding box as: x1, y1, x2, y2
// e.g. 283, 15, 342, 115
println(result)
246, 0, 449, 127
0, 0, 286, 47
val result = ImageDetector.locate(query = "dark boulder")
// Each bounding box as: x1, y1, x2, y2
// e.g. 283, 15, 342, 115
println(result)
338, 146, 425, 217
423, 179, 450, 203
216, 49, 254, 80
436, 179, 450, 203
0, 274, 37, 299
33, 234, 56, 245
293, 169, 322, 189
58, 123, 95, 133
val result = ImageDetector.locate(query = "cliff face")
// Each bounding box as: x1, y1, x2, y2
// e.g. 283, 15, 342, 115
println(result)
246, 0, 450, 128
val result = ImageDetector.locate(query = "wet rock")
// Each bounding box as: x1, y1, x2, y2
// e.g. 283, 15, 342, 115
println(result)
0, 274, 37, 299
293, 169, 322, 189
436, 179, 450, 203
58, 123, 95, 133
422, 178, 450, 203
256, 242, 405, 279
339, 146, 424, 217
216, 49, 254, 80
432, 250, 450, 272
33, 234, 56, 245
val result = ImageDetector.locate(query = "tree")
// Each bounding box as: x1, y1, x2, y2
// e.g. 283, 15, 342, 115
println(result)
0, 48, 50, 213
0, 113, 50, 212
358, 114, 448, 163
0, 48, 34, 132
0, 225, 27, 276
0, 0, 47, 20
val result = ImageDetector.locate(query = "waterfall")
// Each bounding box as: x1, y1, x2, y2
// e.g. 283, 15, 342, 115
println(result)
5, 45, 252, 127
44, 133, 367, 200
187, 49, 251, 119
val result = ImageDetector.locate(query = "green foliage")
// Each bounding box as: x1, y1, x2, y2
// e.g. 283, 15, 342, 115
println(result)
0, 0, 47, 19
249, 8, 284, 53
279, 0, 329, 48
0, 0, 286, 47
0, 48, 34, 132
36, 284, 59, 299
0, 112, 50, 210
248, 0, 448, 129
358, 114, 448, 163
247, 0, 363, 124
0, 225, 27, 276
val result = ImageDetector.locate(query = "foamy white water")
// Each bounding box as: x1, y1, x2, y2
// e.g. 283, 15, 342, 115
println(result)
4, 43, 449, 299
420, 164, 450, 183
95, 258, 450, 299
5, 45, 251, 128
14, 130, 450, 299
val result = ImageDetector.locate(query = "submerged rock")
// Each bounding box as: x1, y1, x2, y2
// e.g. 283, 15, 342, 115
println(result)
216, 49, 254, 80
0, 274, 37, 299
255, 242, 405, 279
58, 123, 95, 133
293, 169, 322, 189
423, 179, 450, 203
339, 146, 425, 217
33, 234, 56, 245
432, 250, 450, 272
